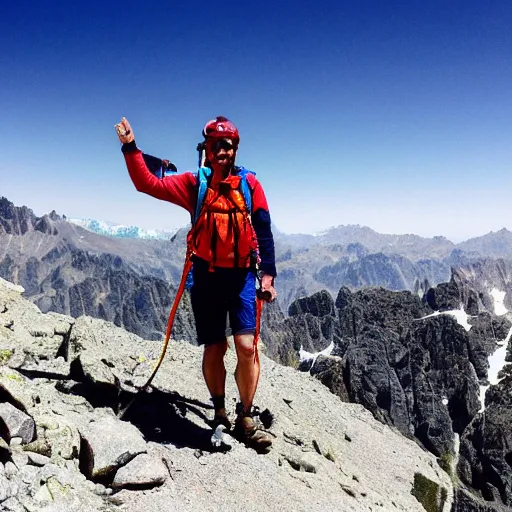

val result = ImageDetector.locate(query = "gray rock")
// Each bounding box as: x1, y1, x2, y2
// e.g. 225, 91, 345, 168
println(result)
268, 285, 484, 460
9, 437, 22, 447
77, 411, 147, 479
17, 357, 71, 380
35, 415, 59, 431
11, 464, 103, 510
309, 355, 349, 402
452, 486, 510, 511
19, 464, 40, 486
0, 368, 37, 413
7, 481, 18, 499
37, 463, 87, 488
22, 438, 51, 457
458, 364, 512, 508
4, 461, 17, 479
289, 290, 336, 317
43, 417, 80, 461
26, 451, 51, 467
112, 454, 168, 489
68, 316, 164, 394
0, 278, 24, 294
262, 291, 345, 367
0, 473, 11, 501
93, 483, 108, 495
282, 453, 317, 473
0, 403, 35, 444
11, 451, 28, 469
32, 481, 53, 503
0, 497, 27, 511
425, 273, 480, 314
64, 459, 79, 472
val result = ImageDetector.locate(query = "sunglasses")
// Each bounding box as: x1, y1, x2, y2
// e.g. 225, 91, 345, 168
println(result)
211, 139, 235, 151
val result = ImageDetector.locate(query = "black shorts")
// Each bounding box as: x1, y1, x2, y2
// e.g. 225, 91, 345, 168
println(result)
190, 259, 256, 346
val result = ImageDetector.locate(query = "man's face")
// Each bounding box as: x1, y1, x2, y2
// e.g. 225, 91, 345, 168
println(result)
207, 138, 236, 169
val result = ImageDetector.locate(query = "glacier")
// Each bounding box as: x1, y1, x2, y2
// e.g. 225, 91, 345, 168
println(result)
69, 218, 179, 240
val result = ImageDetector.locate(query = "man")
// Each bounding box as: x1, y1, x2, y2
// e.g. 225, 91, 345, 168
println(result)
116, 116, 277, 450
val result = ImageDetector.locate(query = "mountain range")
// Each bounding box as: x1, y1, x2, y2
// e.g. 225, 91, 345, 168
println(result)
3, 196, 512, 342
2, 196, 512, 509
69, 212, 512, 261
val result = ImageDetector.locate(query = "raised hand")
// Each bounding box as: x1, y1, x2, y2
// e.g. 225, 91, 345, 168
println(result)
114, 117, 134, 144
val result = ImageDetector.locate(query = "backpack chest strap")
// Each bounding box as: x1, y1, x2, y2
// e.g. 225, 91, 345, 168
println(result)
193, 166, 255, 224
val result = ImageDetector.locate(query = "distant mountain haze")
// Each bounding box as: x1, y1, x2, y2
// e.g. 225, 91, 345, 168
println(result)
2, 196, 512, 340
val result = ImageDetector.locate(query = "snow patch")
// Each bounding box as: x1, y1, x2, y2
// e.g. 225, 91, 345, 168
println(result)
452, 433, 460, 476
420, 307, 473, 331
490, 288, 508, 316
478, 326, 512, 413
299, 342, 335, 370
69, 218, 179, 240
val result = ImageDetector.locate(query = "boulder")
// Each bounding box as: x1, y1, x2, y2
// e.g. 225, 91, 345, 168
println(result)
112, 453, 168, 488
76, 409, 147, 479
0, 402, 35, 444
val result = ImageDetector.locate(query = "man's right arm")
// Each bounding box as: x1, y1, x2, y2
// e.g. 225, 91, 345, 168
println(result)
122, 141, 196, 215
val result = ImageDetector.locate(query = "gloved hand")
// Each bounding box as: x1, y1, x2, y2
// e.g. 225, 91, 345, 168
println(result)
259, 274, 277, 303
114, 117, 134, 144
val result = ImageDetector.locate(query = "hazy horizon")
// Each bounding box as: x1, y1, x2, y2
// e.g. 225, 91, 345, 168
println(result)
3, 193, 510, 245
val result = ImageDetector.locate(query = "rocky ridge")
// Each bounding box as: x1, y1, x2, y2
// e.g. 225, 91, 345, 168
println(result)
0, 277, 453, 511
263, 269, 512, 510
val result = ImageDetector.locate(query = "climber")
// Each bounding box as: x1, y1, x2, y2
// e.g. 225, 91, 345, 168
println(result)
116, 116, 277, 451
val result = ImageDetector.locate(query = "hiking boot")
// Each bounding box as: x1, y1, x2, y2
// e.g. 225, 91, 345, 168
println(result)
213, 408, 232, 430
233, 415, 273, 453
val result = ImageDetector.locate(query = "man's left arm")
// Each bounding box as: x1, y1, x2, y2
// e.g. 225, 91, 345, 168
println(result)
249, 176, 277, 301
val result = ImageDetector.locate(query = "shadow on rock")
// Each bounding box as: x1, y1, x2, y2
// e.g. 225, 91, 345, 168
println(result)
122, 389, 224, 452
58, 380, 228, 453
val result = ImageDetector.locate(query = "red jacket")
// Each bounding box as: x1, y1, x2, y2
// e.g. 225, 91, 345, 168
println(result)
123, 144, 277, 276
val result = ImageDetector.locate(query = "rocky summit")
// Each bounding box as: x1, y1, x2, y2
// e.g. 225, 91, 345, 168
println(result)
263, 270, 512, 511
0, 277, 453, 511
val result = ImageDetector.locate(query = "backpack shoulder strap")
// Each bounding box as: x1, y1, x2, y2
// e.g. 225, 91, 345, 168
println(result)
237, 166, 256, 214
193, 166, 212, 224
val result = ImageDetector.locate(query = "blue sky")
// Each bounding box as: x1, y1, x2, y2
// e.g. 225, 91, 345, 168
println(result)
1, 0, 511, 241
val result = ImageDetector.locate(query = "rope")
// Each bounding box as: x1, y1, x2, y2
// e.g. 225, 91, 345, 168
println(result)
143, 255, 194, 390
253, 293, 264, 363
117, 253, 193, 418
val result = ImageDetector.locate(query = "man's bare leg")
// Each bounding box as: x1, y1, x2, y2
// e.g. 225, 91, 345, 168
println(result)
233, 333, 259, 413
202, 339, 230, 426
233, 333, 272, 449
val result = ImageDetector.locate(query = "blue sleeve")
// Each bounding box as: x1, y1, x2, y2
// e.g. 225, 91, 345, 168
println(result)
252, 208, 277, 277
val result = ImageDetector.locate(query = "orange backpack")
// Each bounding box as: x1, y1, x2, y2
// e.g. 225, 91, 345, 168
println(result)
187, 167, 258, 269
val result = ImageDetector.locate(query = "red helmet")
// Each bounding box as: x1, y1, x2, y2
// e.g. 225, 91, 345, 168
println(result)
203, 116, 240, 147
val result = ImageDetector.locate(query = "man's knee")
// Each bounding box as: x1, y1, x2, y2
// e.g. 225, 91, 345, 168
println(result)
234, 334, 256, 359
204, 339, 228, 359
